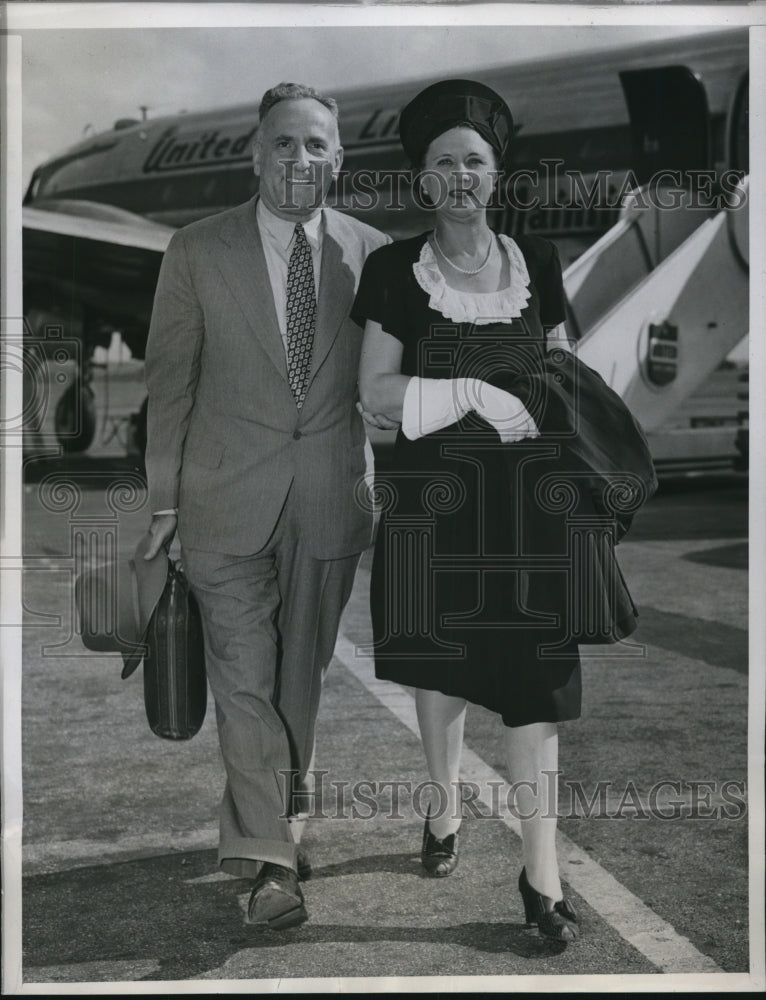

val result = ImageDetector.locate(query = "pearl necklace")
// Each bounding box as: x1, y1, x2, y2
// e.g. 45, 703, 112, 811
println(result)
433, 232, 495, 275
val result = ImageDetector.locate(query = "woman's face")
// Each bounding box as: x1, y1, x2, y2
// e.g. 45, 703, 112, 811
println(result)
420, 126, 499, 217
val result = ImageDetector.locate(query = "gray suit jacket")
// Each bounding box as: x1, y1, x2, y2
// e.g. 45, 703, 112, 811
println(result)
144, 197, 389, 558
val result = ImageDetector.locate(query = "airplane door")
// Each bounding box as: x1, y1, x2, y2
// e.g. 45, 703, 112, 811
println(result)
619, 66, 710, 184
727, 71, 748, 174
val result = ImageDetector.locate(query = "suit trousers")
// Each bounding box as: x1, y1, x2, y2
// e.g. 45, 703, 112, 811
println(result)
182, 486, 360, 878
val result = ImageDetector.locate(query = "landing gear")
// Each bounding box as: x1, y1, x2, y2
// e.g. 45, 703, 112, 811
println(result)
733, 425, 748, 472
54, 378, 97, 453
734, 368, 748, 472
45, 304, 100, 454
128, 395, 148, 461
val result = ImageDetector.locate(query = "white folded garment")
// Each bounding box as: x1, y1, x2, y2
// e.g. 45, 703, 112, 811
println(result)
402, 376, 538, 442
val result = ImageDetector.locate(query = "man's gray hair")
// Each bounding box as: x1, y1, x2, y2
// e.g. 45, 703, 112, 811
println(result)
258, 82, 339, 125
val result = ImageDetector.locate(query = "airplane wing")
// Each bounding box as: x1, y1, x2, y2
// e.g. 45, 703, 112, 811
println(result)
22, 199, 175, 252
23, 200, 176, 357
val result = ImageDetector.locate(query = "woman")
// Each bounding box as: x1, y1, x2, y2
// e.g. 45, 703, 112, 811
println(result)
353, 79, 652, 942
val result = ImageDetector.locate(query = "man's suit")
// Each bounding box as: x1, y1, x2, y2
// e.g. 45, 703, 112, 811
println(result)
144, 196, 388, 876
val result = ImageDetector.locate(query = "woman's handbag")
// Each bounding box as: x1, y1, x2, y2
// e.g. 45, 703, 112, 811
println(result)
511, 349, 659, 645
141, 559, 207, 740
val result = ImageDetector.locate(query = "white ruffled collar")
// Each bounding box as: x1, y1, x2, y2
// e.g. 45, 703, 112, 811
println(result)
412, 232, 531, 325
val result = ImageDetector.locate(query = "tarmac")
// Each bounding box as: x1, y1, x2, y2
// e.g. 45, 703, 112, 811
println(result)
4, 363, 762, 993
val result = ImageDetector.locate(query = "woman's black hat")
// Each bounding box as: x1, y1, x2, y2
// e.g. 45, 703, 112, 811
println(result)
399, 78, 514, 167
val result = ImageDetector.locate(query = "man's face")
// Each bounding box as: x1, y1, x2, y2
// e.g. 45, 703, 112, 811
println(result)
253, 98, 343, 220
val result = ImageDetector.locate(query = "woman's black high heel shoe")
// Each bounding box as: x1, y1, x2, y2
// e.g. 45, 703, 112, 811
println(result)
518, 867, 579, 941
421, 816, 460, 877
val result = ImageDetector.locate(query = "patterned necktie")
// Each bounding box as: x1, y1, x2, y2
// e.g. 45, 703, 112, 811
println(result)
285, 222, 316, 409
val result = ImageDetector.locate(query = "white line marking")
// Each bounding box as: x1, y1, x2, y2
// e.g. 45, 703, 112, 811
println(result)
23, 829, 218, 875
22, 960, 162, 985
185, 871, 232, 885
334, 632, 722, 975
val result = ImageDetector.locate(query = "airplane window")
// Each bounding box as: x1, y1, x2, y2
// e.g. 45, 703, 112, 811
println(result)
160, 182, 176, 206
203, 177, 219, 203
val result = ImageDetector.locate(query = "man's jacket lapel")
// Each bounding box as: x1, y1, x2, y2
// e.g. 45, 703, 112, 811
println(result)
214, 198, 287, 380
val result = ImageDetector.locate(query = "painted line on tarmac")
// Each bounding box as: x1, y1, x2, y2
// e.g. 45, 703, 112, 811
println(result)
334, 632, 722, 975
23, 960, 162, 985
22, 828, 218, 875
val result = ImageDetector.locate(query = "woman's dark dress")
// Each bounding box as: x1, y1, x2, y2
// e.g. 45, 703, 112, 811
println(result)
352, 232, 582, 728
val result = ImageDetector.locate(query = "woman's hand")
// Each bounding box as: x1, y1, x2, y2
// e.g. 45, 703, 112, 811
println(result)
470, 382, 539, 442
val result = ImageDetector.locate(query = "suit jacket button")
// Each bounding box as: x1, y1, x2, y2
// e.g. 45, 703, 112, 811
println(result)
293, 430, 302, 440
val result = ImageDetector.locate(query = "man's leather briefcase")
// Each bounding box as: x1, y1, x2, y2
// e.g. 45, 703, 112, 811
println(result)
142, 560, 207, 740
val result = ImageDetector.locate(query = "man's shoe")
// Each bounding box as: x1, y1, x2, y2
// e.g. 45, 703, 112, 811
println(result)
247, 863, 307, 930
297, 847, 312, 881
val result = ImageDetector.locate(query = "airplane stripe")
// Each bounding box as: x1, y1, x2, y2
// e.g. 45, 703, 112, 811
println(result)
334, 631, 723, 974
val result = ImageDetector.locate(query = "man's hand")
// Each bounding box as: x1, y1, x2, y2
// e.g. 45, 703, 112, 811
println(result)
356, 400, 400, 430
144, 513, 178, 559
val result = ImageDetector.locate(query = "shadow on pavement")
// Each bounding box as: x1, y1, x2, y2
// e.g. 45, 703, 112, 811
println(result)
23, 849, 568, 982
628, 476, 747, 542
682, 541, 747, 570
632, 607, 747, 674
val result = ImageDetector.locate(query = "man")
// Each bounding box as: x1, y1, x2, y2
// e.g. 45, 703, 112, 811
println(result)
143, 82, 390, 929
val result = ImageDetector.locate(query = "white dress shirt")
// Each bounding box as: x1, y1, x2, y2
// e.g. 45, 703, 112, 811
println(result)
256, 198, 323, 347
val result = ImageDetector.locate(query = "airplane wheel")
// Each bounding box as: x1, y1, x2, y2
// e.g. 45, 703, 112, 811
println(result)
54, 382, 96, 453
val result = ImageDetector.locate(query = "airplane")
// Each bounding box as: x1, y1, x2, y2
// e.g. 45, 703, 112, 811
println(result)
21, 28, 749, 464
